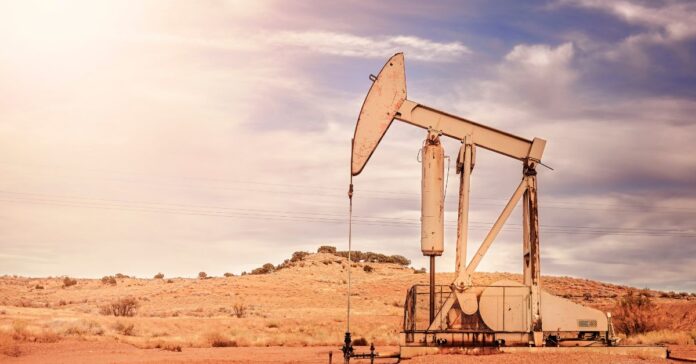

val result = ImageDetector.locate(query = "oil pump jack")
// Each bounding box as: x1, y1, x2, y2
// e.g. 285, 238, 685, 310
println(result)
346, 53, 625, 358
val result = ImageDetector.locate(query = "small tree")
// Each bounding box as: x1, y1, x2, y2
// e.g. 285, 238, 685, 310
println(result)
198, 272, 208, 279
153, 273, 164, 279
223, 272, 234, 277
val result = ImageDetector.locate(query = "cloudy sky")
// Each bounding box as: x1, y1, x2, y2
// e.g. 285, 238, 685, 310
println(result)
1, 0, 694, 291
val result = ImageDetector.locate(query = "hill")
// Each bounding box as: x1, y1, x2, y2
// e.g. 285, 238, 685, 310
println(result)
1, 250, 695, 355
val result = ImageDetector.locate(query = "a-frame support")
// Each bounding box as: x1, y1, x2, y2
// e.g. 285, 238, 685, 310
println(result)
428, 161, 543, 345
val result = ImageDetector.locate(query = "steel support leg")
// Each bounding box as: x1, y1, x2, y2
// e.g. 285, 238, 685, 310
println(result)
429, 256, 435, 325
525, 163, 542, 344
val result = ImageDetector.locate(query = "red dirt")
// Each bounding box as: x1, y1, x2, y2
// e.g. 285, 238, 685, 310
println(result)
2, 341, 693, 364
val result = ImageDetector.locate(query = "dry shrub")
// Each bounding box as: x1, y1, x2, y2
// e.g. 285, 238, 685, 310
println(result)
291, 251, 310, 262
156, 342, 182, 352
62, 320, 104, 337
154, 272, 164, 279
352, 337, 369, 346
205, 331, 237, 347
11, 321, 60, 343
99, 297, 139, 317
317, 245, 337, 254
250, 263, 275, 275
62, 277, 77, 287
624, 330, 695, 345
333, 250, 411, 266
363, 265, 374, 273
614, 290, 659, 335
101, 276, 117, 285
0, 332, 21, 357
112, 321, 135, 336
223, 272, 234, 277
198, 272, 208, 279
34, 284, 44, 290
233, 303, 247, 318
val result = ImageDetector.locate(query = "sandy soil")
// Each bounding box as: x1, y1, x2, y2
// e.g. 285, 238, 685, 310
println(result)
3, 341, 691, 364
1, 252, 694, 362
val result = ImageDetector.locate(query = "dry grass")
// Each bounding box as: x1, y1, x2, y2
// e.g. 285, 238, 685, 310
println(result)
0, 331, 21, 357
113, 321, 136, 336
204, 331, 237, 347
623, 329, 696, 345
0, 252, 693, 349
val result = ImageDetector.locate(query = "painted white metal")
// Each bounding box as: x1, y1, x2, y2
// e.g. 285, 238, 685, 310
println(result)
541, 291, 608, 332
351, 53, 406, 176
421, 134, 445, 256
349, 53, 614, 348
479, 280, 531, 332
396, 100, 545, 162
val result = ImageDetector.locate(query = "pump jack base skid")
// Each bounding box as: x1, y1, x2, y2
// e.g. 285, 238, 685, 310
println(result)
399, 344, 668, 360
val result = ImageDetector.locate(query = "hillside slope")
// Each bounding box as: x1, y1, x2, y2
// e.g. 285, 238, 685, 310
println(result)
1, 252, 694, 350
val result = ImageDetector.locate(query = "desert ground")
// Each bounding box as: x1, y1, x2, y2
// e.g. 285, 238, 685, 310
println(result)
1, 250, 695, 363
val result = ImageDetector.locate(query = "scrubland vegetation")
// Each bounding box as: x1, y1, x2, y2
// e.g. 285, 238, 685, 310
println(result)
0, 247, 694, 358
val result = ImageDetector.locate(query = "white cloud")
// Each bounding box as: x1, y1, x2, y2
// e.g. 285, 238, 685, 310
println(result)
139, 30, 470, 62
566, 0, 696, 42
264, 31, 470, 61
493, 42, 577, 112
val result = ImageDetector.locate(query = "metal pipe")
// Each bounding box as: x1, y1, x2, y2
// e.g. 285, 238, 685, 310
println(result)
429, 255, 435, 325
455, 138, 472, 280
